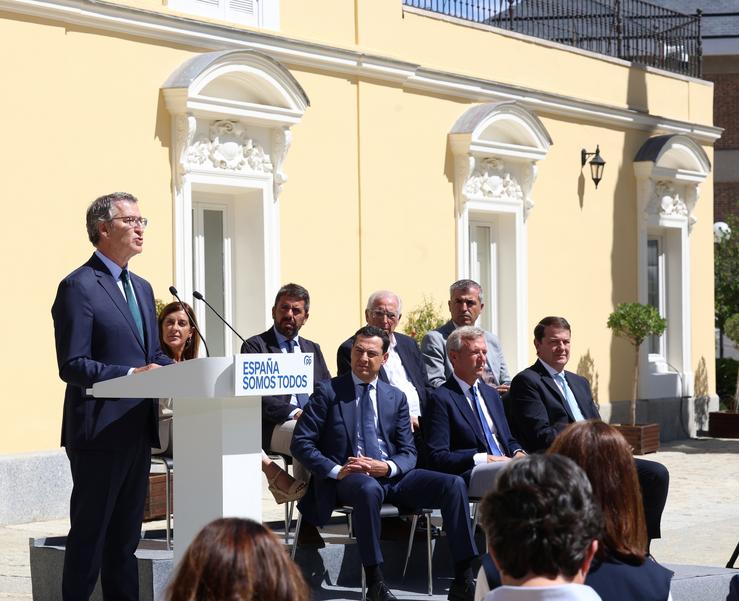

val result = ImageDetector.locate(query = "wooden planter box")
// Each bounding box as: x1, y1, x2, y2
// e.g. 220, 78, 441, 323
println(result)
708, 411, 739, 439
143, 472, 173, 522
613, 423, 660, 455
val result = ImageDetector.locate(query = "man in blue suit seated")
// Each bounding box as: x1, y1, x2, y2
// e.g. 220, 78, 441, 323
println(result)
426, 326, 526, 499
336, 291, 428, 450
292, 326, 479, 601
52, 192, 173, 601
507, 316, 669, 545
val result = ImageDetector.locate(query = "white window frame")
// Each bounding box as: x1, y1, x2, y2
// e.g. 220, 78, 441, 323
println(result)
167, 0, 280, 30
646, 235, 666, 360
469, 219, 499, 334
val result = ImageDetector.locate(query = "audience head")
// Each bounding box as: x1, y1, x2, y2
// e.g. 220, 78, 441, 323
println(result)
272, 283, 310, 339
533, 316, 572, 372
549, 420, 647, 563
447, 326, 487, 386
166, 517, 308, 601
158, 302, 200, 362
480, 454, 601, 585
448, 279, 484, 327
350, 325, 389, 383
86, 192, 145, 267
365, 291, 402, 334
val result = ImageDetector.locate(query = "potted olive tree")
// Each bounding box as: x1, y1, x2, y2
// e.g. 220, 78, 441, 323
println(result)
709, 313, 739, 438
607, 302, 667, 454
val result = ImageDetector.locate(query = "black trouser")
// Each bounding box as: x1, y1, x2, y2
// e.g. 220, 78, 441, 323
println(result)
63, 439, 150, 601
634, 457, 669, 541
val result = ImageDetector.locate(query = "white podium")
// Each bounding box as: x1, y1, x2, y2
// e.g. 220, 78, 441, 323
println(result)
89, 357, 263, 562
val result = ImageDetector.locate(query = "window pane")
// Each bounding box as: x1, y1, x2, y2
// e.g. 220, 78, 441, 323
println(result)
647, 239, 660, 355
203, 209, 226, 356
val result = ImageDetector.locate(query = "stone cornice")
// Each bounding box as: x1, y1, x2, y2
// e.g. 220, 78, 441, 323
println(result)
0, 0, 722, 142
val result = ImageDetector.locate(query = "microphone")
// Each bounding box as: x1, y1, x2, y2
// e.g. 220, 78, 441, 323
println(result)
192, 290, 247, 344
169, 286, 210, 357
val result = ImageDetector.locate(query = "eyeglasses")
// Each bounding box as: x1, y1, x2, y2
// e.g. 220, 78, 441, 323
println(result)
109, 216, 149, 228
370, 309, 398, 321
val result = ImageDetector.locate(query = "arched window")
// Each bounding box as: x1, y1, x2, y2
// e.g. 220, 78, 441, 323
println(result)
449, 102, 552, 373
634, 134, 711, 398
163, 50, 309, 354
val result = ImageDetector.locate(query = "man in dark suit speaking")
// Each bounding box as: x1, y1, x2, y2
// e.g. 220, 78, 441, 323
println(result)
52, 192, 172, 601
337, 290, 428, 432
508, 316, 669, 544
292, 326, 479, 601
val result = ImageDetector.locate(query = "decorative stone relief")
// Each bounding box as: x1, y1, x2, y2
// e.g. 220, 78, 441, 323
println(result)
179, 119, 273, 174
270, 128, 292, 201
464, 157, 523, 203
652, 181, 688, 217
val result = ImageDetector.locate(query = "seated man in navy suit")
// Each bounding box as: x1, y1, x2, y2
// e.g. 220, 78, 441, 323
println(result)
426, 327, 526, 499
52, 192, 173, 601
337, 290, 428, 449
292, 326, 479, 601
507, 316, 669, 544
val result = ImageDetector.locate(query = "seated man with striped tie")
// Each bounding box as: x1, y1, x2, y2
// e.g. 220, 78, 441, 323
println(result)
425, 327, 526, 500
507, 316, 669, 545
292, 326, 479, 601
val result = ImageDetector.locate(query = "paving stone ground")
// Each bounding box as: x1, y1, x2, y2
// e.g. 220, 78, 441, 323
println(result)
1, 437, 737, 600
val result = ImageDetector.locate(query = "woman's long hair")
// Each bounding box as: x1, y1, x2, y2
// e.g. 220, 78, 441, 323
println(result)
549, 420, 647, 564
167, 518, 309, 601
158, 301, 200, 361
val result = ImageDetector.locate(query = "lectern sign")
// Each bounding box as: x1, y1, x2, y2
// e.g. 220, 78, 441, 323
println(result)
234, 353, 314, 396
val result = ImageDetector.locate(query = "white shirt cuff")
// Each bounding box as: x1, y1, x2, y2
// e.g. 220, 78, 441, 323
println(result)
328, 465, 342, 479
473, 452, 488, 465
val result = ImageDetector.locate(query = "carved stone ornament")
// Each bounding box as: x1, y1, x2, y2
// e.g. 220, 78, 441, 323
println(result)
463, 157, 524, 203
652, 181, 688, 217
184, 120, 273, 174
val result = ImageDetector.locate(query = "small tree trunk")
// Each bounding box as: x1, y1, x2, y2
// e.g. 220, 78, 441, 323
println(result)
631, 343, 639, 426
734, 368, 739, 413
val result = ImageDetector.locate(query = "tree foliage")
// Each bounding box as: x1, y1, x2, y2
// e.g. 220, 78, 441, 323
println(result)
607, 303, 667, 348
402, 296, 446, 345
715, 214, 739, 331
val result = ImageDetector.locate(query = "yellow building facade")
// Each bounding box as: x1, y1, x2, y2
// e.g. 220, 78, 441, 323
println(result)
0, 0, 719, 519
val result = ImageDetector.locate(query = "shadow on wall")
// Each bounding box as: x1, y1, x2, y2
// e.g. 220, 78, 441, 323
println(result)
576, 350, 599, 408
693, 356, 711, 431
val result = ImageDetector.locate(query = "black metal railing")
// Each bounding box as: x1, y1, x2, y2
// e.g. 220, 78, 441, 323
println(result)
403, 0, 702, 78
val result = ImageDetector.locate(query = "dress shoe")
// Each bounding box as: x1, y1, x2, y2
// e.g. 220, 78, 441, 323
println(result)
447, 578, 475, 601
367, 581, 398, 601
296, 521, 325, 547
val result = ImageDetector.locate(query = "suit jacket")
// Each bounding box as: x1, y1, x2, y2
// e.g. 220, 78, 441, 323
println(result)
51, 253, 172, 450
426, 376, 523, 475
508, 359, 600, 453
336, 331, 428, 412
291, 374, 417, 526
421, 320, 511, 388
241, 327, 331, 448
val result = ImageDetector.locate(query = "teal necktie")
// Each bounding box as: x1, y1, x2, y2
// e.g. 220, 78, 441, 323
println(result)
556, 372, 585, 421
120, 269, 145, 344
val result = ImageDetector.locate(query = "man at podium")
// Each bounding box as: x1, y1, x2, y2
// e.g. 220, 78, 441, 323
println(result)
51, 192, 172, 601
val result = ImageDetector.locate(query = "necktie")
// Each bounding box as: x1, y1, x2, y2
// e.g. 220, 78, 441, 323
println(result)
555, 372, 585, 421
359, 383, 382, 460
470, 385, 502, 456
286, 340, 310, 408
120, 269, 144, 344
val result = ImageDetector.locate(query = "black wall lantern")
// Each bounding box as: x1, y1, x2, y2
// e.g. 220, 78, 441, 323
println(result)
581, 145, 606, 189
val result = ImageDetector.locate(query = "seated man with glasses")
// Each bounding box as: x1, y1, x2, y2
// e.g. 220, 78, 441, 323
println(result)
337, 291, 428, 436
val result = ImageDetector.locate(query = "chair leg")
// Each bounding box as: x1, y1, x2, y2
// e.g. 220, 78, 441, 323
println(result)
471, 501, 479, 532
727, 540, 739, 568
361, 565, 367, 601
426, 514, 433, 595
163, 461, 172, 551
291, 512, 302, 560
285, 500, 295, 544
402, 514, 419, 581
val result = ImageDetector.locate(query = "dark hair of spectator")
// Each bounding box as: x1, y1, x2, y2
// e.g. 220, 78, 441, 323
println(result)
166, 518, 309, 601
534, 316, 571, 341
352, 325, 390, 353
274, 283, 311, 312
549, 420, 647, 564
479, 454, 602, 581
158, 301, 201, 362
